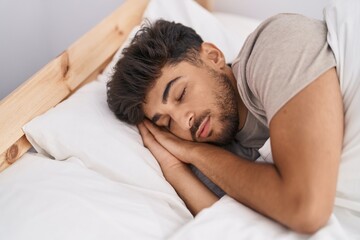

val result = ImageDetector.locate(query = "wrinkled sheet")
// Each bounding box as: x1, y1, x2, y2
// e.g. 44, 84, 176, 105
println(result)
169, 195, 347, 240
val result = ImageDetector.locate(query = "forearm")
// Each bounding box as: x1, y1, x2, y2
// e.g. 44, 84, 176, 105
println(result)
162, 163, 219, 215
187, 144, 313, 231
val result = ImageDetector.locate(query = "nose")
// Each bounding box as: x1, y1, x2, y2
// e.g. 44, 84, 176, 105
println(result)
172, 109, 195, 130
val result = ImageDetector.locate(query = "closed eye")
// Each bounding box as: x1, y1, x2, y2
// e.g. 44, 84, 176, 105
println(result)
177, 87, 187, 102
167, 87, 186, 130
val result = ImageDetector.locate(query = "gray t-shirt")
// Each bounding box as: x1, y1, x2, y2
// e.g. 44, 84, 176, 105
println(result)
227, 13, 336, 161
193, 13, 336, 197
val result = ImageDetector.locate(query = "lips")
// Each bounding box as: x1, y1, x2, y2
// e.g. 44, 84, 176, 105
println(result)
196, 115, 210, 139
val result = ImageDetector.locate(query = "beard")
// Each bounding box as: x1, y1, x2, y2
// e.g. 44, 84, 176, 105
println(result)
190, 68, 239, 145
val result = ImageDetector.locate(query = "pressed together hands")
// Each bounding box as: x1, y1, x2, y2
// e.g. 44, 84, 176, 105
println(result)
138, 119, 220, 214
138, 119, 191, 170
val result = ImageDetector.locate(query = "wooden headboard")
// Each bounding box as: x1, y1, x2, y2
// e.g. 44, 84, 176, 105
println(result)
0, 0, 211, 172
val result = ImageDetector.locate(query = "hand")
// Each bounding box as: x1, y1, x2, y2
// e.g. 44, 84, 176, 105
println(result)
142, 119, 196, 163
139, 122, 219, 215
138, 122, 185, 172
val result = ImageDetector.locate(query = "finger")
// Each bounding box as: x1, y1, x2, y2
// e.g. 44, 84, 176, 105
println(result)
139, 121, 158, 138
137, 123, 148, 137
143, 119, 165, 138
137, 123, 156, 148
143, 119, 156, 130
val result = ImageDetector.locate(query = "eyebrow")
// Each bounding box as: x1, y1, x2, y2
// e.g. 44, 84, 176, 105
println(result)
162, 76, 181, 104
151, 76, 181, 124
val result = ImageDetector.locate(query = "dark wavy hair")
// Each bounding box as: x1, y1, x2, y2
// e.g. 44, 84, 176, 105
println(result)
106, 19, 203, 124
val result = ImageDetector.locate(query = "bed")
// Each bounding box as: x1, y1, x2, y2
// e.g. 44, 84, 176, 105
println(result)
1, 0, 359, 239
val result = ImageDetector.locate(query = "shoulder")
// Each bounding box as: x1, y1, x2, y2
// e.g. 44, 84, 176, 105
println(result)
232, 13, 328, 72
233, 14, 328, 61
259, 13, 326, 33
232, 12, 335, 123
251, 13, 328, 53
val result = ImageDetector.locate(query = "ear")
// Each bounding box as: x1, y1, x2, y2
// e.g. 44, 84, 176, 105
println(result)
200, 42, 226, 70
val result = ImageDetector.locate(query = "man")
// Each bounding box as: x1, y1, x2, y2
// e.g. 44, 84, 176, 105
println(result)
107, 14, 343, 234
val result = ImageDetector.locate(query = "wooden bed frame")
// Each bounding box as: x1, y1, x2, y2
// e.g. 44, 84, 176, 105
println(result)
0, 0, 211, 172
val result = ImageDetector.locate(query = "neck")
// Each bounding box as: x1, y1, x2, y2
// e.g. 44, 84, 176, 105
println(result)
225, 66, 248, 131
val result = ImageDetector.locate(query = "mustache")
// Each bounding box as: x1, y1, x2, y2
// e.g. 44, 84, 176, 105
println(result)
190, 110, 210, 141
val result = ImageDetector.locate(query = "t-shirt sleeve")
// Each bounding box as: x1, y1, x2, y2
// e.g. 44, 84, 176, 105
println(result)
245, 14, 336, 124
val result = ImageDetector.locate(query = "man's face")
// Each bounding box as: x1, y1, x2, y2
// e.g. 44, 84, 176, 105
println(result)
143, 59, 239, 145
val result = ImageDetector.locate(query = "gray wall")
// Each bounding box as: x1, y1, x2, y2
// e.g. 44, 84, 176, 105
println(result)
0, 0, 124, 100
1, 0, 331, 100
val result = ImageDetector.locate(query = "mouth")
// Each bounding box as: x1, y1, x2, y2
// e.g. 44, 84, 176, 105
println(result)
196, 115, 211, 139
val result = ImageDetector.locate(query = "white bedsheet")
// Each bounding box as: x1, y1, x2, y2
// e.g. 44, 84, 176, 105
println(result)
0, 153, 190, 240
169, 196, 347, 240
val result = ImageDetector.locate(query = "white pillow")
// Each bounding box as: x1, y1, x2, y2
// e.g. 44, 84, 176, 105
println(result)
23, 0, 243, 194
24, 79, 178, 194
212, 12, 261, 59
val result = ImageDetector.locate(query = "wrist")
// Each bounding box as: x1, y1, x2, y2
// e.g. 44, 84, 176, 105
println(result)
185, 142, 205, 165
175, 141, 199, 165
162, 163, 189, 180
